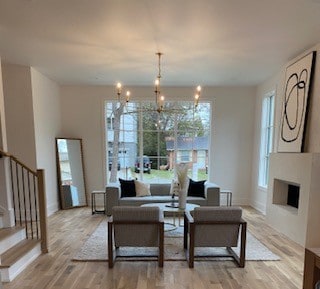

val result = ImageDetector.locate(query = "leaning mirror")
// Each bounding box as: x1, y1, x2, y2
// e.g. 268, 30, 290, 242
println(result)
56, 138, 87, 209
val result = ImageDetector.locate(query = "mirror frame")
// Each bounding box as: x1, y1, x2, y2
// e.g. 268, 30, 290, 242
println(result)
55, 137, 88, 209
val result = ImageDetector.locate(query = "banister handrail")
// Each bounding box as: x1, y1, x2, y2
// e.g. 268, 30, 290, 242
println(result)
0, 147, 48, 253
0, 148, 37, 176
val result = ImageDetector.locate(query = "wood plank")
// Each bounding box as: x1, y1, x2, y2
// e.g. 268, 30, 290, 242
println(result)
0, 227, 24, 241
2, 206, 304, 289
0, 239, 40, 267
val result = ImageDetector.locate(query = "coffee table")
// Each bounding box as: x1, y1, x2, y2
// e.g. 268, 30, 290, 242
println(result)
141, 202, 199, 229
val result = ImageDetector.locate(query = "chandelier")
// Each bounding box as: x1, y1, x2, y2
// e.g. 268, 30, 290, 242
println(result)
116, 52, 201, 112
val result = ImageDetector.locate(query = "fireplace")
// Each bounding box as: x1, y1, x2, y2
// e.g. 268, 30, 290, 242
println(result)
267, 152, 320, 247
272, 179, 300, 210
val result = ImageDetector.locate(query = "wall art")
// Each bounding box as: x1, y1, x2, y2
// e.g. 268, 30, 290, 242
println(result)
278, 51, 316, 152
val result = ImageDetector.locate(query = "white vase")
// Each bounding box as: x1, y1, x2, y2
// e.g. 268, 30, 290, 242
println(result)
179, 189, 187, 209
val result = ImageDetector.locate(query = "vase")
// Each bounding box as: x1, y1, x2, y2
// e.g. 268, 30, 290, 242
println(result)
179, 188, 187, 209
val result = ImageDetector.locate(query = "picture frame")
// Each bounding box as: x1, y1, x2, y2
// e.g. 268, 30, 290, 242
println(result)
277, 51, 316, 152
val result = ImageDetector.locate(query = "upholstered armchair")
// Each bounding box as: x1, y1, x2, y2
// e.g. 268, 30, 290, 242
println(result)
108, 206, 164, 268
184, 206, 247, 268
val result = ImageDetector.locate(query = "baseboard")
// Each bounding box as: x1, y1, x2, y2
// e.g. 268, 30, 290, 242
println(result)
47, 202, 59, 216
250, 200, 266, 214
229, 197, 250, 206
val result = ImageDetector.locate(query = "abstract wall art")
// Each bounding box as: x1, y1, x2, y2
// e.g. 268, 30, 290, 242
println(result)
278, 51, 316, 152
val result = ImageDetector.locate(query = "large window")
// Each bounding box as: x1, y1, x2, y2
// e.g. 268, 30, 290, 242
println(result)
105, 101, 211, 183
258, 92, 275, 188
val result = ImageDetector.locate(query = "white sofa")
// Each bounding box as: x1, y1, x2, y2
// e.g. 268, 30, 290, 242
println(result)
106, 182, 220, 215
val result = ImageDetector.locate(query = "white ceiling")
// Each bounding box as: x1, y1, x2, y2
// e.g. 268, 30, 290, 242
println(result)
1, 0, 320, 86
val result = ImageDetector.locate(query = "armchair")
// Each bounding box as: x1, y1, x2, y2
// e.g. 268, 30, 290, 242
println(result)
108, 206, 164, 268
184, 206, 247, 268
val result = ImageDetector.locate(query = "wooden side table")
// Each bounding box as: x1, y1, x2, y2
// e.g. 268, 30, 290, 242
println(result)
220, 190, 232, 206
303, 248, 320, 289
91, 190, 106, 214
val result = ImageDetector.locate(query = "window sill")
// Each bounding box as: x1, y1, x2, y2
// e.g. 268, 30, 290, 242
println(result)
258, 185, 268, 192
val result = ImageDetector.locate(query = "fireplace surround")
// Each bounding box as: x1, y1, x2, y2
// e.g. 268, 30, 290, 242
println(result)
266, 153, 320, 247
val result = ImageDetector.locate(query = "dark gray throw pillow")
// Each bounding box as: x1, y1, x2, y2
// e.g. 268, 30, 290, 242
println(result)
119, 178, 136, 198
187, 179, 206, 198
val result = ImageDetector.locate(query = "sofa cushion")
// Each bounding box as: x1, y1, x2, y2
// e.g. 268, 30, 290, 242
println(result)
119, 178, 136, 197
188, 179, 206, 198
134, 180, 151, 197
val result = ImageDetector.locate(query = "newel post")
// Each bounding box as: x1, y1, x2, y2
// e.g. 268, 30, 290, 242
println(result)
37, 169, 48, 253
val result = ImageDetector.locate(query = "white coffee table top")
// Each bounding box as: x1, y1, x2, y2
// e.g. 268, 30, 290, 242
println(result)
141, 202, 199, 212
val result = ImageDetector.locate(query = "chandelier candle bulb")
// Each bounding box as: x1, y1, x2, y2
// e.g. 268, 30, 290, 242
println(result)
194, 85, 201, 107
126, 91, 130, 103
116, 82, 122, 95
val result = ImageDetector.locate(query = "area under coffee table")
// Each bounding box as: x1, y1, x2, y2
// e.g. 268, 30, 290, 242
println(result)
141, 202, 199, 230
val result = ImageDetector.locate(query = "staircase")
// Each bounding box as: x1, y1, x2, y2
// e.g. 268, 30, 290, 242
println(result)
0, 149, 48, 282
0, 227, 41, 282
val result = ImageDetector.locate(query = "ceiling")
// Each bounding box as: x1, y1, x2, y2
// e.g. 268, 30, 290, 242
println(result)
1, 0, 320, 87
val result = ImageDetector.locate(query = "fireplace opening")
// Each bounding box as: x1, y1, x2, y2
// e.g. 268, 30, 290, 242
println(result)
272, 179, 300, 210
287, 184, 300, 209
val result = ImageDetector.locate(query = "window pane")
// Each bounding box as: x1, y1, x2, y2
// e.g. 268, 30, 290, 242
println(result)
258, 94, 274, 187
105, 101, 211, 183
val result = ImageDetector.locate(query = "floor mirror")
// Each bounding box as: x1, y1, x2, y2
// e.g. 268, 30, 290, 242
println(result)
56, 137, 87, 209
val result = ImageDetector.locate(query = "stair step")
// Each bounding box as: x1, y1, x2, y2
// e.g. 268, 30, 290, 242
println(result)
0, 239, 41, 282
0, 227, 25, 255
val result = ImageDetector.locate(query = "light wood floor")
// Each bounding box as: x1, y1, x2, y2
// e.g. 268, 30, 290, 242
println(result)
3, 206, 305, 289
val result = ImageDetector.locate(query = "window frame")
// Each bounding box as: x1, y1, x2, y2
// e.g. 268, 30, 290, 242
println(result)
258, 91, 275, 188
104, 100, 211, 184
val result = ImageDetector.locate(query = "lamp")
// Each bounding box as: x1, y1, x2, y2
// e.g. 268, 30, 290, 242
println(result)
115, 52, 201, 111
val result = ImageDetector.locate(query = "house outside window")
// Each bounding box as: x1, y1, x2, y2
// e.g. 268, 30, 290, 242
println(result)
258, 92, 275, 188
105, 101, 211, 183
107, 117, 115, 130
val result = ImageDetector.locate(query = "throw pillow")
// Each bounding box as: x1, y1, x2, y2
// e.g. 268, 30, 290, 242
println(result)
119, 178, 136, 198
187, 179, 206, 198
134, 180, 151, 197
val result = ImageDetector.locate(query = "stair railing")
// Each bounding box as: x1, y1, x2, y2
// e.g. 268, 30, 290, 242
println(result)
0, 148, 48, 253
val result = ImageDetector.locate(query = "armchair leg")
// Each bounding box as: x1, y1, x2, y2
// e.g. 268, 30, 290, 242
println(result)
189, 223, 195, 268
184, 213, 188, 249
239, 222, 247, 268
108, 221, 114, 268
227, 222, 247, 268
158, 223, 164, 267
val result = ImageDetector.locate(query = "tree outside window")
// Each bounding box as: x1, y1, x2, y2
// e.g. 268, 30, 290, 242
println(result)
105, 101, 211, 183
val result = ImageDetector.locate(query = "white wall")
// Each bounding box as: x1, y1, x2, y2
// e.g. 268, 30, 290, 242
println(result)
2, 64, 37, 169
31, 68, 61, 215
0, 58, 15, 226
211, 87, 256, 205
0, 58, 8, 150
251, 43, 320, 213
1, 64, 62, 216
60, 85, 256, 205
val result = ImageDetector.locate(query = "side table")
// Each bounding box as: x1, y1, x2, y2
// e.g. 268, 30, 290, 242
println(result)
91, 190, 106, 214
220, 190, 232, 206
303, 248, 320, 289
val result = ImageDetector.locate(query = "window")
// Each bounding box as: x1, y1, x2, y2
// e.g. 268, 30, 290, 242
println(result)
258, 92, 275, 188
105, 101, 211, 183
107, 117, 115, 130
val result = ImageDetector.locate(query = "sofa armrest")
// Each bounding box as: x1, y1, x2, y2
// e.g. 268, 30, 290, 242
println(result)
205, 182, 220, 206
106, 183, 121, 216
